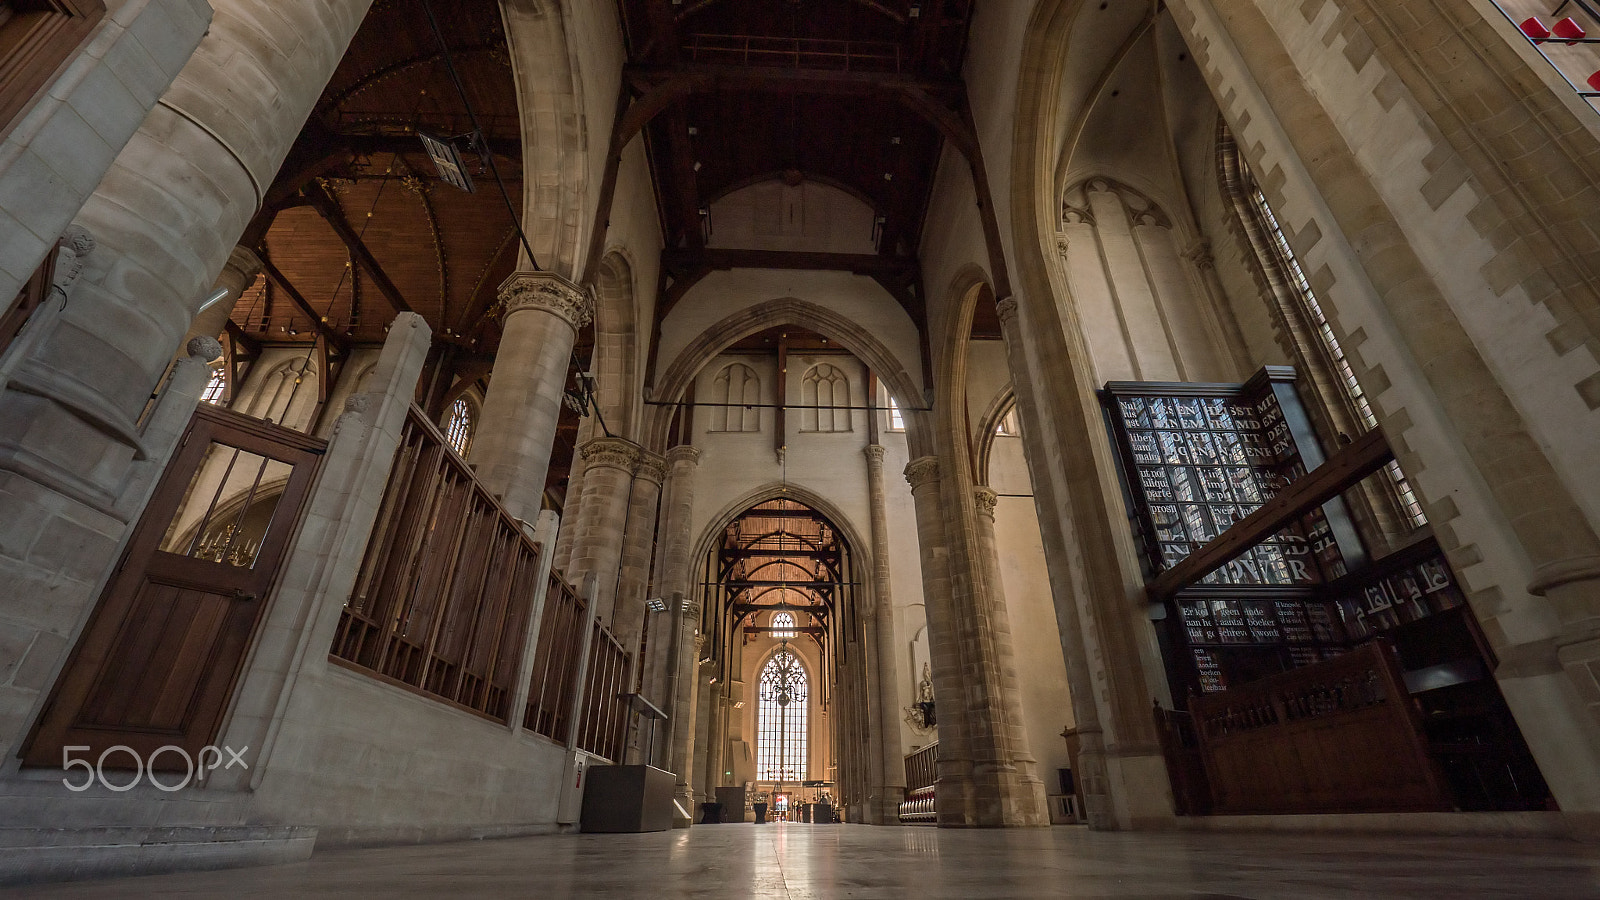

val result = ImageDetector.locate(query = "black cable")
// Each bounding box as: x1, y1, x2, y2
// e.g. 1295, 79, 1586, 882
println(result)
419, 0, 541, 272
421, 0, 618, 440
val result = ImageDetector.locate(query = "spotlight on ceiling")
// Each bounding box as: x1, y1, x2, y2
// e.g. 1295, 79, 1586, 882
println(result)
646, 597, 668, 613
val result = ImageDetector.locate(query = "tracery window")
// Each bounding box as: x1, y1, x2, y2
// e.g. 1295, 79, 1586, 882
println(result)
444, 397, 475, 457
757, 649, 808, 782
1221, 127, 1427, 530
770, 611, 796, 638
709, 362, 760, 432
201, 371, 227, 405
800, 364, 850, 432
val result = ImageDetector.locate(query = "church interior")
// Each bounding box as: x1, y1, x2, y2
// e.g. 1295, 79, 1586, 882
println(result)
1, 0, 1600, 894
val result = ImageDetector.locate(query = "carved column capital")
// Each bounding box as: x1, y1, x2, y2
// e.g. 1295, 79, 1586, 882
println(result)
497, 270, 593, 331
632, 449, 669, 486
863, 444, 886, 465
1183, 240, 1215, 271
579, 435, 642, 471
903, 456, 940, 490
973, 486, 999, 520
995, 296, 1019, 329
666, 444, 703, 467
223, 245, 264, 285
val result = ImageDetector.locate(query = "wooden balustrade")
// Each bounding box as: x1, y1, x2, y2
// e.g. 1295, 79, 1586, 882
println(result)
574, 620, 632, 763
331, 406, 538, 722
904, 741, 939, 792
523, 572, 588, 741
1189, 640, 1449, 814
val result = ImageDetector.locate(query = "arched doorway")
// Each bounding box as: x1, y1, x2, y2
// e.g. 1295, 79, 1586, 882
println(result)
694, 496, 875, 822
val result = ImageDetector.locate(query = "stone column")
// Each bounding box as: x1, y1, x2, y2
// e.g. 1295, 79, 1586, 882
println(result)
614, 449, 665, 651
864, 444, 906, 823
471, 271, 592, 522
181, 245, 263, 350
992, 295, 1138, 828
647, 445, 702, 708
614, 450, 664, 764
971, 485, 1041, 811
0, 0, 373, 761
904, 456, 975, 826
562, 436, 641, 623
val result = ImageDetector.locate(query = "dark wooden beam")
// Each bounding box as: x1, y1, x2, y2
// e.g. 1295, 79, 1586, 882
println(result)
1146, 428, 1395, 601
257, 255, 351, 353
305, 182, 415, 315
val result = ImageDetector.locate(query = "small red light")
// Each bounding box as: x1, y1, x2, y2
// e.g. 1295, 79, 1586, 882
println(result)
1553, 17, 1587, 43
1520, 17, 1551, 39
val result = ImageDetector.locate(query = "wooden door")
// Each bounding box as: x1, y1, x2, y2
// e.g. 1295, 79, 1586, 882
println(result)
22, 405, 324, 768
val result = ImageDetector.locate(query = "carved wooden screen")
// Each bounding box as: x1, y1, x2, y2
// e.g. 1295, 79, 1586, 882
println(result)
0, 234, 55, 354
0, 0, 106, 137
22, 404, 324, 767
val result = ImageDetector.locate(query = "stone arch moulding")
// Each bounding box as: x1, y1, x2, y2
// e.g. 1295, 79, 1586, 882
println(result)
972, 385, 1018, 486
502, 0, 590, 280
594, 248, 641, 439
647, 297, 930, 457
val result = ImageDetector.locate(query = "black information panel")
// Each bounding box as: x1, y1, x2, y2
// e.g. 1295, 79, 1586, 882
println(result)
1102, 367, 1370, 695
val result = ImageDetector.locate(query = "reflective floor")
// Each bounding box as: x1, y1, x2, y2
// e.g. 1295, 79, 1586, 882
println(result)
6, 823, 1600, 898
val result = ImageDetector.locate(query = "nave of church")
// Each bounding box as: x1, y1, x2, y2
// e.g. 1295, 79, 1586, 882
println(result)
1, 0, 1600, 893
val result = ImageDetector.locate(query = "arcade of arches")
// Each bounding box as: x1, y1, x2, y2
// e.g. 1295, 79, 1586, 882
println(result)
1, 0, 1600, 891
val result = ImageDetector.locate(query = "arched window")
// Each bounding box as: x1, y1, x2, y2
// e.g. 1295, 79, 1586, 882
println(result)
770, 611, 795, 638
757, 649, 808, 782
709, 363, 760, 432
996, 407, 1020, 437
886, 394, 905, 432
444, 397, 474, 457
201, 370, 227, 405
800, 364, 850, 432
1220, 125, 1427, 532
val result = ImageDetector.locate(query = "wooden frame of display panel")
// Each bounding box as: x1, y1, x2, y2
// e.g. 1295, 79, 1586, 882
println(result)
1099, 367, 1369, 698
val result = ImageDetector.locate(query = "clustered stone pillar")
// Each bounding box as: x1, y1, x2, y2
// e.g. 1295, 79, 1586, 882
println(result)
992, 295, 1118, 826
903, 457, 976, 825
971, 485, 1039, 807
562, 437, 642, 624
471, 271, 592, 523
650, 446, 703, 820
864, 444, 906, 823
614, 450, 666, 654
906, 454, 1048, 827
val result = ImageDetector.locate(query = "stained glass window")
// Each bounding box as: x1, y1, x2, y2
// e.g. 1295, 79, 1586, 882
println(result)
757, 649, 807, 782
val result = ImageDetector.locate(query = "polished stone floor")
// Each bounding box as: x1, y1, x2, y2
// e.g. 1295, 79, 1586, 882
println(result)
6, 823, 1600, 898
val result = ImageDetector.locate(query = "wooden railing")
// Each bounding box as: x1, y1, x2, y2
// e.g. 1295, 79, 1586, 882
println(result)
904, 741, 938, 791
1189, 640, 1448, 814
523, 571, 588, 741
332, 406, 537, 722
574, 620, 632, 763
